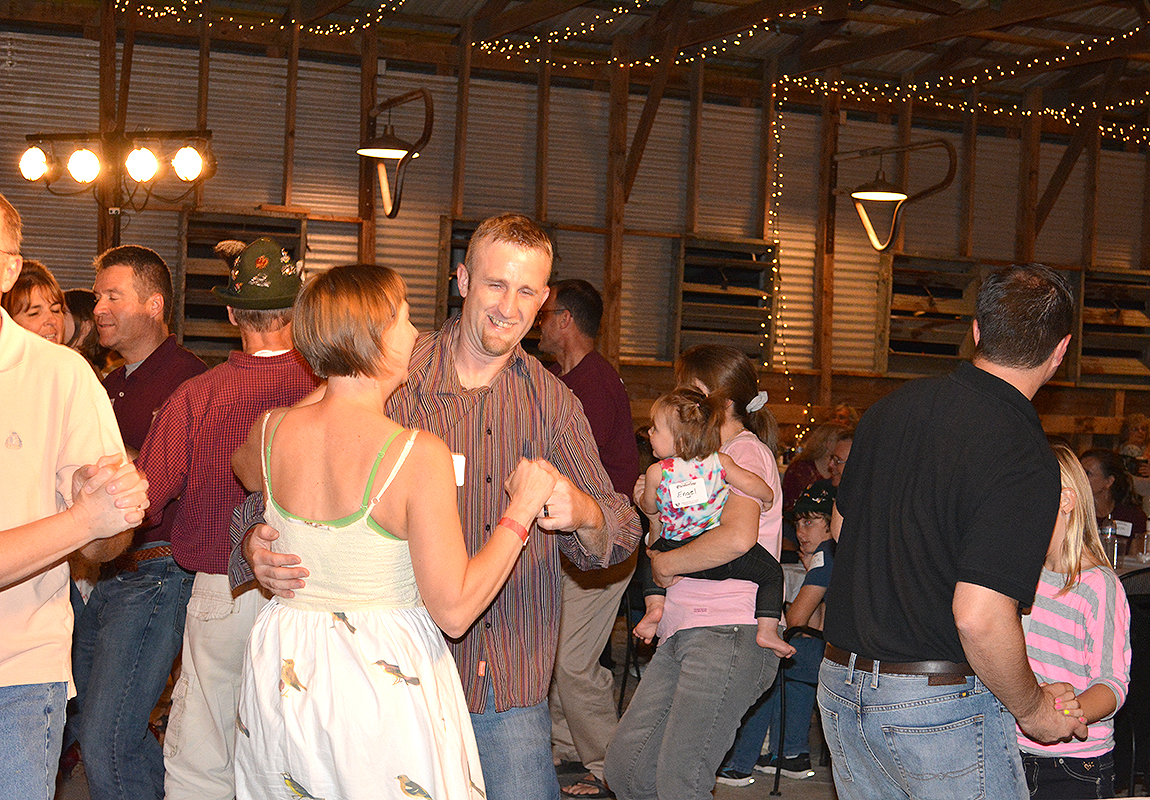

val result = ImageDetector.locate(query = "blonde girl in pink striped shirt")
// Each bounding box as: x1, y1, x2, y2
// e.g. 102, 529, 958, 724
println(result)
1017, 442, 1131, 799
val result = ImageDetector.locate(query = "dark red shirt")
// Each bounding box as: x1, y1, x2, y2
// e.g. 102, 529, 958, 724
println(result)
102, 335, 207, 546
137, 349, 318, 574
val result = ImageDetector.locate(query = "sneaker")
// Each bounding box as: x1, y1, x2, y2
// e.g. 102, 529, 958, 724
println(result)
753, 754, 814, 780
714, 766, 754, 787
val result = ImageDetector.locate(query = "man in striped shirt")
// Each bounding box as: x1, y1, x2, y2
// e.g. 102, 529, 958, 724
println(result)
243, 215, 641, 800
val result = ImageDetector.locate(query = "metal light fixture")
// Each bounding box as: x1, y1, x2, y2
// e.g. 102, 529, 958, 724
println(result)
357, 88, 432, 218
836, 139, 957, 251
125, 145, 160, 182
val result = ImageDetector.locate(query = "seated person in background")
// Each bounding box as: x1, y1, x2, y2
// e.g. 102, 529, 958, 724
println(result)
1080, 448, 1146, 557
634, 387, 793, 658
716, 480, 835, 786
63, 288, 112, 374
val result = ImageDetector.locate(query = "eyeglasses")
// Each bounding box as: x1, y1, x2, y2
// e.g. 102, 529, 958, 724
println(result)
829, 455, 848, 466
0, 248, 19, 258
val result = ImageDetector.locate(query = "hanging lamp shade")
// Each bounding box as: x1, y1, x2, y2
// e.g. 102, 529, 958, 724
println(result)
357, 124, 421, 160
850, 170, 908, 202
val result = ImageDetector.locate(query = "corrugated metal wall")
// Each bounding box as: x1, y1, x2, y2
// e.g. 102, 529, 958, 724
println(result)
3, 28, 1149, 373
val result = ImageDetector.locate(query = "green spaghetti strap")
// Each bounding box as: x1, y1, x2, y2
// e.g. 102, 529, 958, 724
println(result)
261, 410, 290, 495
360, 428, 403, 508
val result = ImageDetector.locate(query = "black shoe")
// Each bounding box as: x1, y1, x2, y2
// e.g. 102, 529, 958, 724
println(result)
754, 754, 814, 779
715, 766, 754, 787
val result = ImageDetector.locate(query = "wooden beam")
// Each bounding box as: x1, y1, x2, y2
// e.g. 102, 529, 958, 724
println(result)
535, 39, 551, 222
686, 60, 703, 234
301, 0, 356, 24
623, 0, 689, 201
451, 16, 473, 219
604, 38, 628, 364
357, 29, 377, 262
910, 35, 985, 79
115, 4, 135, 132
943, 25, 1150, 87
894, 72, 912, 253
673, 0, 818, 57
97, 0, 118, 253
472, 0, 596, 43
958, 87, 977, 257
887, 0, 962, 12
282, 0, 301, 207
1141, 142, 1150, 270
814, 68, 840, 407
757, 57, 778, 241
1035, 59, 1125, 234
783, 0, 1107, 77
1015, 86, 1041, 263
779, 10, 847, 62
194, 0, 210, 207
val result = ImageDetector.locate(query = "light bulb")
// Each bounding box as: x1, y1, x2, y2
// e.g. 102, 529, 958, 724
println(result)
19, 146, 48, 181
172, 146, 204, 181
68, 148, 101, 183
125, 146, 159, 182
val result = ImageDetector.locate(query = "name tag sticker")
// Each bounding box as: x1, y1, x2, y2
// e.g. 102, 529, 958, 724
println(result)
669, 477, 707, 508
451, 454, 466, 487
808, 551, 825, 569
1115, 519, 1134, 538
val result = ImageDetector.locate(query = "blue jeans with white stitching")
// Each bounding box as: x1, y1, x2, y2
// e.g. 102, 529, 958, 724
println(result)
818, 656, 1028, 800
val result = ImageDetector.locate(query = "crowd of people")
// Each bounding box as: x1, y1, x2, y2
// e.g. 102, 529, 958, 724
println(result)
0, 189, 1141, 800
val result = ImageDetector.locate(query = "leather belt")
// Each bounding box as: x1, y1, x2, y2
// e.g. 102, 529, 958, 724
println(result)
115, 545, 173, 572
825, 643, 975, 678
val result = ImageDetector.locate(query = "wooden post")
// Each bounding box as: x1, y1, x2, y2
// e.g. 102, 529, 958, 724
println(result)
1071, 125, 1100, 384
603, 40, 628, 365
893, 72, 912, 253
97, 0, 119, 253
535, 40, 551, 223
757, 57, 777, 241
194, 0, 211, 207
958, 87, 977, 258
1141, 140, 1150, 270
685, 60, 703, 235
1015, 87, 1042, 263
282, 0, 301, 207
357, 29, 378, 262
451, 16, 474, 220
813, 68, 840, 407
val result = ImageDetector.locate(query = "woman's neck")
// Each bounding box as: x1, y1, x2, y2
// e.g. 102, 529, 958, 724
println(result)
719, 417, 746, 446
1095, 492, 1115, 518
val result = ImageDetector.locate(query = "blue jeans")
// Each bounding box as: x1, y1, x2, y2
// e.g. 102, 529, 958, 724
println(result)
0, 681, 68, 800
1022, 751, 1114, 799
818, 656, 1028, 800
724, 632, 822, 772
72, 555, 194, 800
471, 681, 559, 800
604, 625, 779, 800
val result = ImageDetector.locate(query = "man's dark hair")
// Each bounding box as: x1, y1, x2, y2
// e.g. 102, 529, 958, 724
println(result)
974, 264, 1073, 369
552, 279, 603, 339
93, 245, 174, 325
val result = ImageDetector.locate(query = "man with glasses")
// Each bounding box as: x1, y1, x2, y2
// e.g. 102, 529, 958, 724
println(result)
538, 279, 640, 798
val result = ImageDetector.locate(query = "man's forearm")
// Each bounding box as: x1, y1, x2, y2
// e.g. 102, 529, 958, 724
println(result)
573, 498, 609, 558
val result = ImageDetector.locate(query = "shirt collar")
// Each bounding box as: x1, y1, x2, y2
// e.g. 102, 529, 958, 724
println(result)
951, 361, 1040, 422
428, 315, 529, 395
0, 307, 29, 372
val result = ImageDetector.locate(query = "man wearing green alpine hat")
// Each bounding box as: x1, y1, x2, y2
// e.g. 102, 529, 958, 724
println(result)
132, 237, 320, 800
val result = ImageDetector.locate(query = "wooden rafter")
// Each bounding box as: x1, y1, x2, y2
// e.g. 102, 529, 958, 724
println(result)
942, 25, 1150, 86
1034, 58, 1126, 234
782, 0, 1109, 77
671, 0, 818, 56
780, 0, 848, 61
910, 36, 985, 79
885, 0, 962, 14
471, 0, 597, 43
300, 0, 356, 24
623, 0, 690, 201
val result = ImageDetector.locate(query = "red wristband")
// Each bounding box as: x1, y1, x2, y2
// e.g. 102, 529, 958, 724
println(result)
498, 516, 530, 543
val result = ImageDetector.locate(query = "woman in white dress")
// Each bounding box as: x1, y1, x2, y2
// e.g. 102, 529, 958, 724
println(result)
232, 264, 556, 800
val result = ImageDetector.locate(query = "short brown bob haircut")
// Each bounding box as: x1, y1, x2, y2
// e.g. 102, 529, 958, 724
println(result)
2, 259, 65, 317
293, 263, 407, 380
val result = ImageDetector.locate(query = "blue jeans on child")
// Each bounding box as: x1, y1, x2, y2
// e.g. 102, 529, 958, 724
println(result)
723, 632, 822, 772
0, 681, 68, 800
818, 656, 1028, 800
470, 681, 560, 800
1022, 751, 1114, 799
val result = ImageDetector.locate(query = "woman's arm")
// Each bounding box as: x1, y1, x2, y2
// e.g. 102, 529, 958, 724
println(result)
403, 434, 556, 638
231, 412, 274, 492
717, 453, 774, 508
648, 493, 760, 586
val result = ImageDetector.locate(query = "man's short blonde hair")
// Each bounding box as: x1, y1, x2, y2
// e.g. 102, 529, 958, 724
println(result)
464, 214, 553, 273
293, 263, 407, 380
0, 194, 22, 251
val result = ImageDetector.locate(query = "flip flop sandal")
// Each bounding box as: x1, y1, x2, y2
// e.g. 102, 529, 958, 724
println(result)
560, 773, 614, 798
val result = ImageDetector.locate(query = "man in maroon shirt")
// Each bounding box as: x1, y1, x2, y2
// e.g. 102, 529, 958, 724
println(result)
539, 279, 640, 798
72, 245, 207, 800
143, 238, 318, 800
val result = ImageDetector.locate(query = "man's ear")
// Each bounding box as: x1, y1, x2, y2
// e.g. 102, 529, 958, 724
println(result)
147, 292, 164, 321
456, 263, 470, 298
0, 255, 23, 294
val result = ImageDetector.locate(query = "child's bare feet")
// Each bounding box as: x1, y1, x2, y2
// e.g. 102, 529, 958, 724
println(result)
633, 597, 665, 644
757, 618, 796, 658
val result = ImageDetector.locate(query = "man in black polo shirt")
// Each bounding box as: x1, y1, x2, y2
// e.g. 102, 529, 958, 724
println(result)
819, 264, 1086, 800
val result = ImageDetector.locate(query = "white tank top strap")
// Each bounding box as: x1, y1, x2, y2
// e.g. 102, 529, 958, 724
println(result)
259, 409, 276, 495
365, 429, 419, 514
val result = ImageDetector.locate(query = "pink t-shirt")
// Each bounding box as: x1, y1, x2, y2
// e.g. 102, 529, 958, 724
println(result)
657, 430, 782, 640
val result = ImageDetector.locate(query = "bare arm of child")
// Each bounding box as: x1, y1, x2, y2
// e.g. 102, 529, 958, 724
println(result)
1072, 684, 1119, 726
717, 452, 774, 508
638, 462, 662, 516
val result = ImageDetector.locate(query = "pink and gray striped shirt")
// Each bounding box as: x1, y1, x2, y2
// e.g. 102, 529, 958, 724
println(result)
1017, 565, 1131, 757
